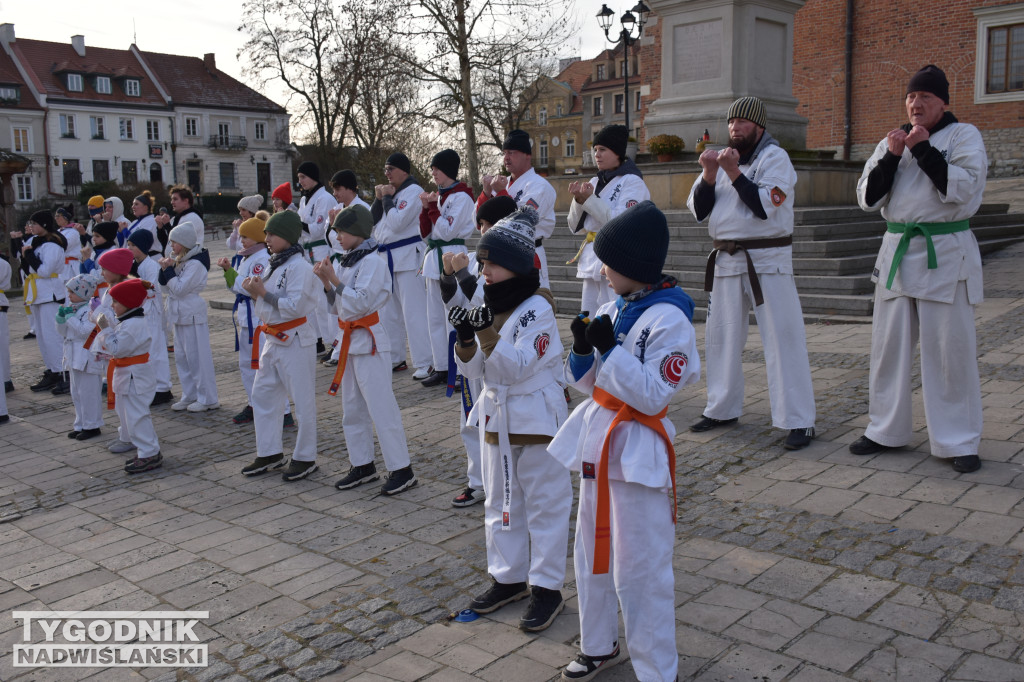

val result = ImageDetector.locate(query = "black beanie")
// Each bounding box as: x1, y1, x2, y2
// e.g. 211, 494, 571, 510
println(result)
477, 207, 538, 275
593, 124, 629, 161
296, 161, 320, 183
477, 195, 518, 229
593, 200, 668, 284
93, 221, 119, 244
29, 210, 56, 232
386, 152, 411, 174
907, 64, 949, 104
430, 149, 461, 182
330, 169, 358, 191
502, 129, 532, 155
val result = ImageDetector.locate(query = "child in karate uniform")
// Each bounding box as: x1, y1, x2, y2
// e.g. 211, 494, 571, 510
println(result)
449, 207, 571, 633
126, 231, 173, 406
57, 275, 105, 440
548, 201, 701, 682
313, 205, 417, 495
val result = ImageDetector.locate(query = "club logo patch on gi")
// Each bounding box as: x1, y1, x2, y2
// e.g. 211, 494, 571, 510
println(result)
660, 352, 688, 387
770, 187, 787, 207
446, 216, 454, 225
525, 198, 539, 210
582, 462, 596, 479
251, 263, 266, 276
626, 200, 638, 208
317, 215, 324, 223
534, 333, 549, 358
502, 512, 510, 527
398, 200, 408, 209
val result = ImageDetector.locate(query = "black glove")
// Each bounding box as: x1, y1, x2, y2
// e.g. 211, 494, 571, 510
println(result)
467, 305, 494, 331
571, 312, 592, 355
448, 306, 475, 343
585, 314, 616, 355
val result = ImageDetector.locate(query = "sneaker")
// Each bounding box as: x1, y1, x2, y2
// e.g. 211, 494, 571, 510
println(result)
167, 345, 174, 354
381, 466, 417, 495
50, 374, 70, 395
68, 430, 81, 439
411, 365, 433, 381
690, 415, 738, 432
283, 413, 296, 429
316, 338, 326, 354
849, 435, 896, 456
470, 580, 530, 614
4, 380, 13, 393
323, 356, 338, 367
0, 415, 8, 424
520, 586, 565, 632
76, 428, 101, 441
23, 331, 35, 339
335, 463, 379, 490
783, 427, 815, 450
562, 643, 621, 681
241, 453, 285, 475
952, 455, 981, 473
186, 401, 220, 412
452, 487, 485, 508
282, 459, 318, 481
232, 406, 254, 424
108, 440, 137, 454
125, 453, 163, 474
150, 390, 174, 406
30, 370, 59, 392
392, 360, 408, 372
171, 398, 195, 411
421, 370, 448, 387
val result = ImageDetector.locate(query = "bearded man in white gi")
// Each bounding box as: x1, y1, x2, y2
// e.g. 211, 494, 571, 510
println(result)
851, 65, 986, 474
686, 96, 817, 450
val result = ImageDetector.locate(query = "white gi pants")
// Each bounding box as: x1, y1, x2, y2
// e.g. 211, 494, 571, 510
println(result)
575, 477, 677, 682
149, 321, 171, 392
481, 441, 571, 590
253, 342, 317, 461
115, 392, 160, 458
865, 282, 982, 457
0, 310, 10, 382
537, 244, 551, 289
237, 327, 258, 404
32, 301, 64, 373
704, 273, 816, 429
71, 371, 103, 431
458, 376, 484, 490
381, 269, 431, 369
313, 287, 333, 346
425, 279, 453, 371
173, 322, 219, 406
581, 276, 615, 317
341, 351, 411, 471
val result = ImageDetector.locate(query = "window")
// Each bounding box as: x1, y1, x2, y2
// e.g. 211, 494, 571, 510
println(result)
565, 137, 575, 157
621, 60, 631, 78
219, 162, 236, 188
217, 122, 230, 146
59, 114, 76, 138
92, 159, 110, 182
539, 137, 548, 166
538, 107, 547, 126
125, 79, 140, 96
67, 73, 83, 91
90, 116, 105, 140
635, 91, 642, 111
556, 103, 562, 117
185, 117, 199, 137
0, 86, 18, 103
974, 5, 1024, 103
95, 76, 111, 94
15, 176, 32, 202
254, 121, 266, 141
615, 94, 624, 113
119, 117, 135, 140
12, 127, 30, 153
122, 161, 138, 185
146, 119, 160, 141
596, 64, 606, 80
593, 97, 603, 116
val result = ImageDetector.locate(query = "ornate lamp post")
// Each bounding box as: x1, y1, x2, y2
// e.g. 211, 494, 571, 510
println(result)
596, 1, 650, 135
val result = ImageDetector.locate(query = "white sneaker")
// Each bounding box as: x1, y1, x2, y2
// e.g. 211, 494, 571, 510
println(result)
186, 401, 221, 412
108, 440, 137, 454
171, 398, 194, 411
411, 366, 432, 380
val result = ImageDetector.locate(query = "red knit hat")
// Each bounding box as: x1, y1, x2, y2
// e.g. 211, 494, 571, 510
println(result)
109, 279, 147, 310
97, 248, 135, 276
271, 182, 293, 206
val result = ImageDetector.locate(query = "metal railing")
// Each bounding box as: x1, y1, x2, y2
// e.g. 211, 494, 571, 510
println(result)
207, 135, 248, 150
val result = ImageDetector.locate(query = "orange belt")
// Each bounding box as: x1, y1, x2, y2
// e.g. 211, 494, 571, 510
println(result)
65, 256, 80, 264
106, 353, 149, 409
328, 312, 378, 395
589, 387, 677, 575
250, 317, 307, 369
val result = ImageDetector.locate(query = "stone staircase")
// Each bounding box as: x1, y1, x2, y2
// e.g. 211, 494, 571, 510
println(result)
541, 203, 1024, 322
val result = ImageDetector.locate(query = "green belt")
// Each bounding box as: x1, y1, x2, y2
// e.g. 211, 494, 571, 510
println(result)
305, 239, 328, 263
427, 238, 465, 274
884, 220, 970, 289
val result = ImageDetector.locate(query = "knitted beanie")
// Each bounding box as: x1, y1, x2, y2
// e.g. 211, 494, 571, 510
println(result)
430, 149, 460, 182
502, 129, 532, 155
65, 274, 94, 302
237, 194, 264, 215
296, 161, 320, 183
87, 195, 105, 209
168, 222, 198, 250
593, 125, 629, 161
29, 210, 56, 232
109, 279, 147, 310
727, 96, 767, 129
386, 152, 411, 174
907, 64, 949, 104
55, 207, 73, 222
271, 182, 293, 206
238, 216, 267, 243
93, 221, 119, 244
593, 200, 668, 284
476, 195, 518, 229
127, 229, 155, 254
330, 170, 358, 191
332, 204, 373, 239
477, 206, 538, 275
97, 248, 135, 276
264, 210, 303, 244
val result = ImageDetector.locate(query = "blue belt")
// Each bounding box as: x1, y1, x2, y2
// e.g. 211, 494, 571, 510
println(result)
232, 293, 255, 352
230, 254, 244, 269
445, 329, 473, 416
378, 235, 422, 290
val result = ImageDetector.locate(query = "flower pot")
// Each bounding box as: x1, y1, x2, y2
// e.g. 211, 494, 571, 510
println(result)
657, 154, 673, 163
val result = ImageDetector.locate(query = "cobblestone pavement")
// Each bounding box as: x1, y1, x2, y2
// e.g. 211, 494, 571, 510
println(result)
1, 224, 1024, 682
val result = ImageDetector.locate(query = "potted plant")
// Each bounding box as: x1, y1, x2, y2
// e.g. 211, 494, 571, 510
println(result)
647, 134, 685, 162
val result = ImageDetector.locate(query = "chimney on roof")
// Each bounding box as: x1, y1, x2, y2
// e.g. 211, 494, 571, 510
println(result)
0, 24, 14, 45
71, 34, 85, 57
204, 53, 216, 72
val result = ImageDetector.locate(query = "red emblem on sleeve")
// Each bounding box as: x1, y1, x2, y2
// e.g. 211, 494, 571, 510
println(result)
525, 198, 539, 210
317, 215, 324, 223
252, 263, 265, 276
626, 200, 638, 208
660, 352, 688, 387
534, 333, 549, 357
398, 200, 408, 209
770, 187, 786, 207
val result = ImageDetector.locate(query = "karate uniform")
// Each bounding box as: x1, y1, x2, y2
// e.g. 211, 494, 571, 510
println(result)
0, 258, 11, 385
227, 249, 271, 403
58, 304, 105, 433
252, 251, 320, 461
137, 257, 172, 393
159, 252, 218, 406
297, 185, 336, 341
455, 292, 571, 590
60, 227, 82, 281
94, 313, 159, 458
856, 117, 987, 457
23, 239, 66, 373
686, 134, 816, 429
549, 294, 700, 682
119, 214, 159, 248
477, 168, 557, 286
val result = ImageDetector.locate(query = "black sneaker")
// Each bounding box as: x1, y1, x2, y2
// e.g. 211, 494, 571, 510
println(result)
30, 370, 59, 392
452, 487, 485, 508
283, 413, 296, 429
562, 643, 621, 681
952, 455, 981, 473
381, 466, 417, 495
421, 370, 448, 387
4, 380, 13, 393
392, 360, 408, 372
50, 373, 70, 395
76, 428, 101, 441
0, 415, 8, 424
125, 453, 163, 474
690, 415, 738, 432
783, 427, 815, 450
519, 586, 565, 632
241, 453, 285, 475
23, 331, 35, 340
232, 406, 254, 424
316, 339, 326, 354
68, 430, 81, 439
150, 390, 174, 406
469, 579, 530, 614
282, 459, 318, 481
849, 435, 896, 456
335, 463, 379, 490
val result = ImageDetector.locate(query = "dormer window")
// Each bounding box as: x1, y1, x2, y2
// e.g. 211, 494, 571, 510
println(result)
597, 64, 606, 80
124, 79, 140, 97
67, 73, 83, 92
95, 76, 111, 94
0, 86, 18, 104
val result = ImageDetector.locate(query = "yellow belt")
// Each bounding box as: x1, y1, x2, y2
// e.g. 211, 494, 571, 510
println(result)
567, 231, 597, 265
23, 273, 59, 314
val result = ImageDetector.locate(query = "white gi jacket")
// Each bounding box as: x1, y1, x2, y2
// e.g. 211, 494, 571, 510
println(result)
856, 121, 987, 305
93, 315, 155, 396
25, 241, 66, 305
329, 247, 392, 357
60, 227, 81, 280
229, 249, 271, 341
122, 214, 159, 246
483, 168, 557, 242
374, 180, 425, 273
421, 187, 476, 280
162, 256, 209, 325
298, 186, 335, 264
58, 305, 104, 374
568, 170, 650, 279
137, 257, 165, 325
253, 252, 320, 350
0, 257, 10, 307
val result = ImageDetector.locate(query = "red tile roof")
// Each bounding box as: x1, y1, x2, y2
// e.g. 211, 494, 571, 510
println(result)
139, 50, 285, 113
0, 46, 41, 111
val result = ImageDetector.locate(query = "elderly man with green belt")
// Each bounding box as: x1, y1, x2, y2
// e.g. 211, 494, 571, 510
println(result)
852, 64, 987, 473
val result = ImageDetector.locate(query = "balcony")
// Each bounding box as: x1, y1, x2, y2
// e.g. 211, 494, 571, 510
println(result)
208, 135, 248, 151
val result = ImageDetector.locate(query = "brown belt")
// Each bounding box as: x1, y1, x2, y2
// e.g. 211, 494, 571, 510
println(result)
704, 236, 793, 307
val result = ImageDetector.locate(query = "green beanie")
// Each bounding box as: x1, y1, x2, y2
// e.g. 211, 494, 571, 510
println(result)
332, 204, 373, 239
264, 210, 303, 244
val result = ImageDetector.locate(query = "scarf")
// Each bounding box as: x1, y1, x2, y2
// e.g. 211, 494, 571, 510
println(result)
612, 276, 695, 343
337, 238, 378, 268
268, 244, 304, 277
483, 269, 541, 314
300, 182, 324, 201
574, 159, 644, 232
238, 243, 266, 258
116, 307, 146, 322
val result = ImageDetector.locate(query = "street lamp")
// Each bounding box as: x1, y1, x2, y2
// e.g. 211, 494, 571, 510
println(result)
596, 2, 650, 135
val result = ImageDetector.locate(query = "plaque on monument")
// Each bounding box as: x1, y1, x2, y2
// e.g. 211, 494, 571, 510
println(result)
673, 19, 722, 84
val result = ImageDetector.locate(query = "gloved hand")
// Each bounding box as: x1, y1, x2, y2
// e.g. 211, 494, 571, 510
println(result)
585, 314, 616, 355
95, 313, 111, 330
448, 306, 475, 343
467, 306, 494, 331
571, 312, 592, 355
55, 306, 71, 324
